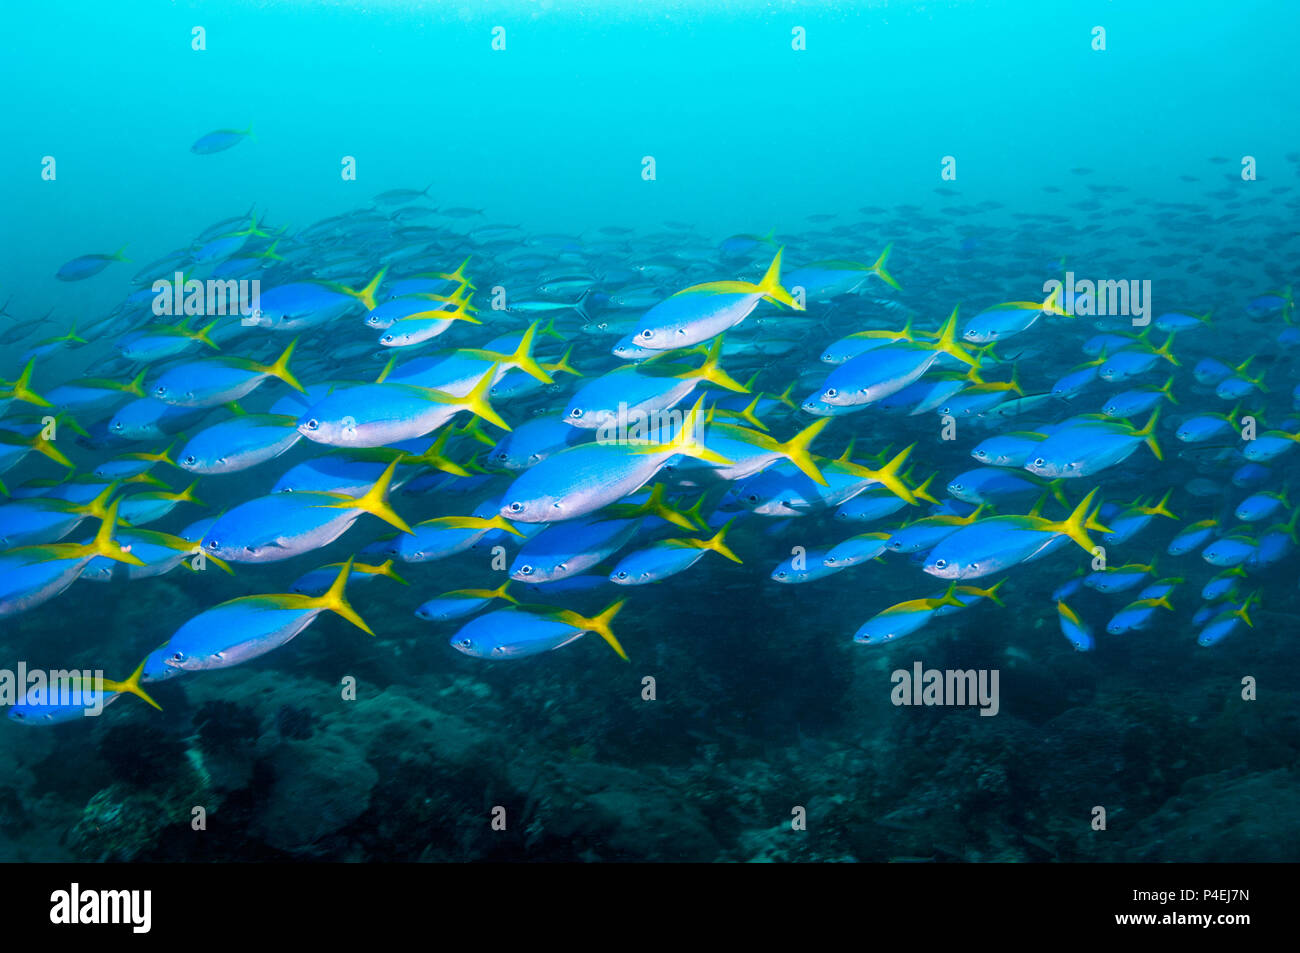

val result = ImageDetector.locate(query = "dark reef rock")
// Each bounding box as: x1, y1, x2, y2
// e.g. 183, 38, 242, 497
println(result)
194, 701, 262, 754
1124, 769, 1300, 862
275, 705, 316, 740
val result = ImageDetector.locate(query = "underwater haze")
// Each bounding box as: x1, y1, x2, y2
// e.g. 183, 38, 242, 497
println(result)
1, 0, 1298, 863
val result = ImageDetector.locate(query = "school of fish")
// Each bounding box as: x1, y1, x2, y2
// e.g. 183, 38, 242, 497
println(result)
3, 178, 1297, 724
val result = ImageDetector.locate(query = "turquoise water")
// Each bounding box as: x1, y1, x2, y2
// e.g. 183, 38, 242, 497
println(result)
1, 0, 1297, 861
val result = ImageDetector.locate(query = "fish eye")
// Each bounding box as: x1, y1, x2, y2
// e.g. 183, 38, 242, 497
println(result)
616, 571, 628, 579
459, 638, 472, 648
825, 388, 838, 398
1033, 457, 1045, 467
640, 329, 654, 339
570, 408, 583, 418
381, 334, 394, 344
305, 419, 319, 431
518, 565, 533, 575
184, 455, 196, 465
171, 651, 184, 661
206, 539, 219, 549
507, 501, 524, 513
746, 494, 759, 504
934, 559, 947, 569
154, 385, 166, 395
776, 571, 787, 578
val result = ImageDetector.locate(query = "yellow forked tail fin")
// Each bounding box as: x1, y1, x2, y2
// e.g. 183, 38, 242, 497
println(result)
549, 600, 628, 661
354, 558, 408, 586
539, 315, 564, 342
435, 257, 475, 290
902, 470, 936, 506
681, 335, 748, 394
437, 513, 525, 538
1153, 332, 1180, 367
1134, 407, 1162, 461
194, 319, 221, 350
257, 338, 306, 393
606, 483, 698, 531
842, 444, 917, 504
27, 428, 74, 469
870, 243, 901, 291
311, 557, 374, 635
78, 480, 122, 522
929, 305, 980, 367
1041, 284, 1068, 316
958, 577, 1007, 607
92, 498, 146, 566
1235, 590, 1261, 628
102, 658, 161, 711
733, 394, 766, 431
635, 396, 732, 465
461, 322, 553, 384
869, 444, 919, 504
684, 517, 743, 564
1047, 487, 1106, 553
777, 418, 831, 486
933, 582, 966, 610
171, 480, 205, 508
407, 428, 470, 477
119, 368, 148, 397
757, 247, 802, 310
1144, 487, 1177, 520
426, 365, 511, 432
545, 344, 582, 378
344, 266, 389, 311
4, 359, 53, 408
1159, 375, 1178, 406
333, 458, 413, 534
